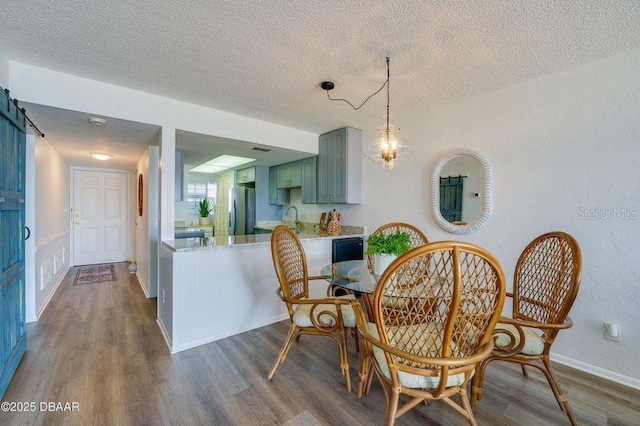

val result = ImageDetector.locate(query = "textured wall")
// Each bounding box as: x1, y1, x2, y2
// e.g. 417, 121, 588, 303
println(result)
342, 47, 640, 385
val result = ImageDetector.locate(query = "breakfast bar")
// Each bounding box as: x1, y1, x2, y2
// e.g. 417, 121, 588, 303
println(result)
157, 226, 364, 353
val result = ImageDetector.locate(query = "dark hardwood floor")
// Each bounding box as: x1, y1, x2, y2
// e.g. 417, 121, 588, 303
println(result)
1, 262, 638, 425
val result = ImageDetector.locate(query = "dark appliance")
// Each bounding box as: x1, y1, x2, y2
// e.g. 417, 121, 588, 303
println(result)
331, 237, 364, 296
332, 237, 364, 263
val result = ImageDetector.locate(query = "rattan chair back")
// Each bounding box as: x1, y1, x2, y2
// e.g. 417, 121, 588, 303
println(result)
372, 241, 506, 396
512, 231, 582, 341
271, 225, 309, 315
367, 222, 428, 275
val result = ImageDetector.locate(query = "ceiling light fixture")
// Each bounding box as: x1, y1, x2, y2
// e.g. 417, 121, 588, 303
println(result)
321, 57, 413, 169
89, 117, 107, 126
90, 152, 113, 161
190, 155, 255, 174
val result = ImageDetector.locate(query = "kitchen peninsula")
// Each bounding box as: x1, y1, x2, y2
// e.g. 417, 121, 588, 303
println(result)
157, 225, 364, 353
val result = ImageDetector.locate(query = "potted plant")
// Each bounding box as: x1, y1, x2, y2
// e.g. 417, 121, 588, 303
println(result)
365, 231, 411, 276
198, 198, 213, 225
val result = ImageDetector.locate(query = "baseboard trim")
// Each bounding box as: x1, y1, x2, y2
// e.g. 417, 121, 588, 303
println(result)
135, 271, 149, 298
34, 266, 69, 320
156, 318, 172, 352
552, 352, 640, 391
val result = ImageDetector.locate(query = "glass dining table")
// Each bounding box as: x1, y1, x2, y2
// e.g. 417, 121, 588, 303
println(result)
320, 259, 379, 293
320, 259, 380, 320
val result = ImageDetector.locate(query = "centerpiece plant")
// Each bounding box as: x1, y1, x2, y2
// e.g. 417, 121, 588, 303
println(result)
365, 231, 411, 276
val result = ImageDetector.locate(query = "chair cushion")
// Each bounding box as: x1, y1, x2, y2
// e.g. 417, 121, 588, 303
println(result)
367, 322, 468, 389
493, 323, 545, 355
293, 294, 357, 328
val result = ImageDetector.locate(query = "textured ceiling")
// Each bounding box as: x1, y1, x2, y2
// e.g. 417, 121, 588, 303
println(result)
2, 1, 640, 168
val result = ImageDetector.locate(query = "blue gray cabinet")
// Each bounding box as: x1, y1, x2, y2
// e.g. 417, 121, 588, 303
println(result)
268, 167, 289, 205
300, 156, 317, 204
276, 161, 301, 189
317, 127, 362, 204
236, 166, 256, 185
0, 88, 27, 398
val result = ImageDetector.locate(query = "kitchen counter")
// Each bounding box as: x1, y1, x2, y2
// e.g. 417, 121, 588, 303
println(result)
158, 224, 363, 353
163, 225, 364, 253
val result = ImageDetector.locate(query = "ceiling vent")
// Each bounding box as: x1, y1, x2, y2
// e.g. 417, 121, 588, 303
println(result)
252, 147, 271, 152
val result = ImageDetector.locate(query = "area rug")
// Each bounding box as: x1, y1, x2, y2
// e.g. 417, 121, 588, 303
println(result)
73, 264, 116, 285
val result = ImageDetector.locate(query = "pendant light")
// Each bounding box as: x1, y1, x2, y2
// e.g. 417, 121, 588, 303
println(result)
321, 57, 412, 169
363, 57, 412, 169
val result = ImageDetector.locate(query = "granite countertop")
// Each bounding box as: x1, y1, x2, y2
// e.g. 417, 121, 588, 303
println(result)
163, 224, 364, 253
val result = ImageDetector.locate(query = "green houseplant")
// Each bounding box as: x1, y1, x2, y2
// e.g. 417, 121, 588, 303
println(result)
198, 198, 213, 225
365, 231, 411, 276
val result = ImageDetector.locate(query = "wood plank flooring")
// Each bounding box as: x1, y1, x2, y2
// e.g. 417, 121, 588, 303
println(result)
1, 262, 638, 425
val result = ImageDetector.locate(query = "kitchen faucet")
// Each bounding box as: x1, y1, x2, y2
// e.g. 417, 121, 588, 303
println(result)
285, 206, 301, 229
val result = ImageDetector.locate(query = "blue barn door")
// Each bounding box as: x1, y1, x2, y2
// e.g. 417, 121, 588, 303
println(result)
0, 88, 27, 398
439, 176, 464, 222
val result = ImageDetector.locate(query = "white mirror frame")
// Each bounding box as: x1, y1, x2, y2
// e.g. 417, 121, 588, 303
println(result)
431, 148, 492, 235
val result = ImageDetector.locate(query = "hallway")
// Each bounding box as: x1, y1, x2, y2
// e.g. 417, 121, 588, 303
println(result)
1, 263, 639, 425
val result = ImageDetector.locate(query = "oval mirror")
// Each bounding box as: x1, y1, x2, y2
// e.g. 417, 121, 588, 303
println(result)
431, 148, 492, 235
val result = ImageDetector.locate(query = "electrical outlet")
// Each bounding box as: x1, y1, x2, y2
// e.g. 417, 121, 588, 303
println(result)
162, 288, 165, 304
604, 322, 621, 343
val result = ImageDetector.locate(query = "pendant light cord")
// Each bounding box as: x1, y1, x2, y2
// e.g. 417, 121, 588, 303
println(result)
324, 57, 390, 110
385, 56, 390, 135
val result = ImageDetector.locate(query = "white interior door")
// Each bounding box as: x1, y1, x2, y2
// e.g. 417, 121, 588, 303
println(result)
72, 170, 128, 266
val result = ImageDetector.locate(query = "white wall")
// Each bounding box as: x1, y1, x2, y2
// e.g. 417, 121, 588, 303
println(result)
25, 133, 36, 322
134, 146, 159, 297
0, 52, 9, 88
33, 137, 70, 318
8, 62, 318, 154
341, 47, 640, 387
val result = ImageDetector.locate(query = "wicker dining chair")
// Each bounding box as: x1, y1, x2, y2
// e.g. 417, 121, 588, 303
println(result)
470, 231, 582, 426
352, 241, 506, 425
268, 225, 356, 392
366, 222, 429, 276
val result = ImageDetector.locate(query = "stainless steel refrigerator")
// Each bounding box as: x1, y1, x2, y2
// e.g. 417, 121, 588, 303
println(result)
228, 187, 256, 235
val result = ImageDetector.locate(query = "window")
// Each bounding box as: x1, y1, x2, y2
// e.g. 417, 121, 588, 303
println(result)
187, 181, 216, 216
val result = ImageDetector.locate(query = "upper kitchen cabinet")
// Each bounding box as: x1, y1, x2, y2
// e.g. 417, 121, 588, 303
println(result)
317, 127, 362, 204
301, 156, 317, 204
236, 166, 256, 185
269, 167, 289, 205
276, 161, 301, 188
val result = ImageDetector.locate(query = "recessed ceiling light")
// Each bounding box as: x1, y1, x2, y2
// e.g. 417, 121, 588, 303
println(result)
89, 117, 107, 126
190, 155, 255, 173
90, 152, 113, 161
